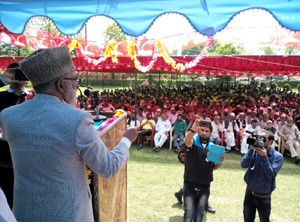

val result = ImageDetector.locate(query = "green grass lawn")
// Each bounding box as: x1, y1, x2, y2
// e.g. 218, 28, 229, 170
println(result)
127, 144, 300, 222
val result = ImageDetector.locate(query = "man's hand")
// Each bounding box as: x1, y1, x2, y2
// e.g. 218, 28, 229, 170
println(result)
212, 153, 225, 170
191, 119, 200, 131
250, 145, 255, 151
2, 68, 15, 84
178, 152, 185, 164
255, 147, 267, 157
123, 128, 138, 143
220, 153, 226, 164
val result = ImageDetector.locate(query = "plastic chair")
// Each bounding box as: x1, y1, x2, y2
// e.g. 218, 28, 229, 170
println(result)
169, 127, 185, 150
272, 133, 281, 152
169, 127, 174, 150
220, 132, 225, 146
279, 137, 288, 155
137, 128, 155, 147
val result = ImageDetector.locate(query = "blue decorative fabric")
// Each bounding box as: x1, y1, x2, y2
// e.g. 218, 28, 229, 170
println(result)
1, 0, 300, 36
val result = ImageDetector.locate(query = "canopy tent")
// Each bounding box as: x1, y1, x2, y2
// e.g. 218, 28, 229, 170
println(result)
1, 55, 300, 77
1, 0, 300, 36
1, 1, 300, 77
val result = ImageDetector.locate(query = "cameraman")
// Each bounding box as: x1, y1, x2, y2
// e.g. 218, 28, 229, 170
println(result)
0, 63, 18, 88
241, 130, 283, 222
0, 69, 30, 111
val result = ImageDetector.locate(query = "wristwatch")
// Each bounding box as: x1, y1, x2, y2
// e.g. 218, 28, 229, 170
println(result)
189, 129, 196, 133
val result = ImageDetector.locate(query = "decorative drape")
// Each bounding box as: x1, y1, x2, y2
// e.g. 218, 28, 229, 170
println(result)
1, 1, 300, 36
1, 56, 300, 76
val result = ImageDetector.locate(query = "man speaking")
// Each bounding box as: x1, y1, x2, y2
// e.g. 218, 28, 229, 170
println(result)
0, 46, 138, 222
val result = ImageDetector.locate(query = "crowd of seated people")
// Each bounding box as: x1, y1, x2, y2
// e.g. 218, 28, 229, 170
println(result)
79, 82, 300, 163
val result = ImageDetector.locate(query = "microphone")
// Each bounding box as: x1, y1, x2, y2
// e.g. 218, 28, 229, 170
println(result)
83, 88, 98, 97
82, 88, 107, 122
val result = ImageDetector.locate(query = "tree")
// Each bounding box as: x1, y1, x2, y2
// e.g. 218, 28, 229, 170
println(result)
271, 82, 278, 90
215, 43, 244, 55
284, 46, 300, 55
283, 83, 292, 91
261, 46, 277, 55
297, 83, 300, 93
181, 45, 205, 55
0, 43, 33, 57
181, 41, 220, 56
102, 23, 127, 43
30, 17, 60, 34
207, 41, 221, 55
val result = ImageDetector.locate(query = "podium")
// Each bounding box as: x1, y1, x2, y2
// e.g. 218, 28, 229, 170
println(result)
92, 112, 128, 222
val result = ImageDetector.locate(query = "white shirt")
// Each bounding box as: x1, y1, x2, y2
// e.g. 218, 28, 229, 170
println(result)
243, 124, 261, 138
155, 119, 172, 135
0, 188, 17, 222
211, 121, 224, 139
128, 119, 140, 128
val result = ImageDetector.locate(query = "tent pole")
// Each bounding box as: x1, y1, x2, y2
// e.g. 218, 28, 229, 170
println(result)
159, 72, 161, 86
158, 72, 161, 95
101, 73, 104, 91
134, 68, 137, 123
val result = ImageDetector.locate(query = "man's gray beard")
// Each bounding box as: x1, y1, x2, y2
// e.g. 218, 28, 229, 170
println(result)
65, 91, 77, 106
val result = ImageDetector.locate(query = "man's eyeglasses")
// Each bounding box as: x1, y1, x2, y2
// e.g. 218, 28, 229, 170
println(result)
62, 75, 81, 85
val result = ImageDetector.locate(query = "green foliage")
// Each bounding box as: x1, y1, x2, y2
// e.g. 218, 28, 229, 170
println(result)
283, 83, 292, 91
30, 17, 60, 34
103, 23, 127, 43
284, 46, 300, 55
181, 41, 236, 56
297, 83, 300, 93
271, 82, 278, 90
181, 45, 205, 56
0, 43, 34, 57
215, 43, 244, 55
207, 41, 221, 55
260, 82, 266, 88
261, 46, 277, 55
28, 17, 84, 46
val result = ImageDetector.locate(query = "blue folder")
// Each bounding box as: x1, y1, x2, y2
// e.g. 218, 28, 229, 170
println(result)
206, 143, 225, 164
94, 120, 103, 131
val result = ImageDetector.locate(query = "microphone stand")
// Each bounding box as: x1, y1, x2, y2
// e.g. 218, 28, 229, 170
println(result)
90, 91, 107, 122
81, 84, 107, 122
77, 87, 85, 109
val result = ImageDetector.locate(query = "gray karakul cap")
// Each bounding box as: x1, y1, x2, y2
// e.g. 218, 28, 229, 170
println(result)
20, 46, 75, 86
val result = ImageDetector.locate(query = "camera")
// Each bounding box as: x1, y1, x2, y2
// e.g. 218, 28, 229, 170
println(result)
245, 131, 266, 148
15, 68, 29, 81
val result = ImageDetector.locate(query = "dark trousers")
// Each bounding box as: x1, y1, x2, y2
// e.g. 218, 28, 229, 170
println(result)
0, 139, 14, 209
183, 183, 210, 222
243, 189, 271, 222
0, 167, 14, 209
139, 129, 152, 145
